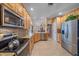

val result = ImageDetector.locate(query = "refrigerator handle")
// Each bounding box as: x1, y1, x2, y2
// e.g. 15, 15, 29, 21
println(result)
65, 24, 69, 39
67, 24, 69, 39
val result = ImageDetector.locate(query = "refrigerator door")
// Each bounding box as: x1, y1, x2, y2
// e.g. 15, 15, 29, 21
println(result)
62, 20, 77, 55
61, 22, 66, 47
70, 20, 77, 55
63, 21, 71, 52
65, 20, 77, 55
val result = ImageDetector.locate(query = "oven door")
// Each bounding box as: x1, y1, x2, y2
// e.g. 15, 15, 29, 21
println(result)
17, 42, 30, 56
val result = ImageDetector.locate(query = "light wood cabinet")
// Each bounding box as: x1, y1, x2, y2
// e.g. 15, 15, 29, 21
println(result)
23, 8, 31, 30
3, 3, 16, 12
29, 33, 40, 54
34, 33, 40, 43
23, 9, 28, 30
29, 40, 32, 54
33, 32, 49, 43
15, 4, 24, 17
29, 36, 34, 54
44, 33, 49, 41
26, 15, 32, 30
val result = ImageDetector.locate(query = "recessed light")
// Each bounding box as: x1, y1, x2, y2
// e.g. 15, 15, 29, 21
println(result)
30, 8, 34, 11
58, 12, 63, 15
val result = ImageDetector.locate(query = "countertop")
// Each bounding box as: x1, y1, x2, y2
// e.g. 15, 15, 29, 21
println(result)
21, 36, 31, 39
0, 52, 16, 56
35, 32, 48, 33
21, 32, 48, 39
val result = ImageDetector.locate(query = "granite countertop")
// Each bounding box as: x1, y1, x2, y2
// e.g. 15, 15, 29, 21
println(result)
35, 32, 48, 33
0, 52, 16, 56
21, 33, 34, 39
21, 35, 32, 39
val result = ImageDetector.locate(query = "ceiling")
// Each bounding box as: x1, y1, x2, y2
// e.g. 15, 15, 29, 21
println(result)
23, 3, 79, 26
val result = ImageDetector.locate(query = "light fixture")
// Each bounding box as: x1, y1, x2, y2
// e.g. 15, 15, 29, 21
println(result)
58, 12, 63, 16
48, 3, 54, 6
30, 8, 34, 11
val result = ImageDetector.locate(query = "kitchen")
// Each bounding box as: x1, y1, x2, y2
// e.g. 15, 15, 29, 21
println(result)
0, 3, 79, 56
0, 3, 49, 56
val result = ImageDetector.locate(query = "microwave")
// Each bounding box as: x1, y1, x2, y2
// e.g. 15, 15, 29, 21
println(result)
0, 5, 24, 28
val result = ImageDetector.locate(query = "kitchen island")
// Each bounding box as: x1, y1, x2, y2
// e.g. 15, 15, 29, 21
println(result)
34, 32, 49, 42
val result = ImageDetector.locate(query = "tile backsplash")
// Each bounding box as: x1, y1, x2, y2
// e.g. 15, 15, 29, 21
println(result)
0, 27, 26, 37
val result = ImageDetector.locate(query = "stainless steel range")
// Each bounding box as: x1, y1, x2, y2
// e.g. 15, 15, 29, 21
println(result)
0, 32, 30, 56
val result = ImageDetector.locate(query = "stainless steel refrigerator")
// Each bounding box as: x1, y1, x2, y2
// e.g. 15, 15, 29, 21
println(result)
61, 20, 79, 56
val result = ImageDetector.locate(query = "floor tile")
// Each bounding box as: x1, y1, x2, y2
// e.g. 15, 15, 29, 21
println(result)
31, 38, 72, 56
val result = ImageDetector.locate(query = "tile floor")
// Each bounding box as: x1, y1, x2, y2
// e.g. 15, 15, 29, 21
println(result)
31, 38, 72, 56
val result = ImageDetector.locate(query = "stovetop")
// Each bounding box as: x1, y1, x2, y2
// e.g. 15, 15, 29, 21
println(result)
0, 39, 29, 55
0, 46, 17, 52
0, 32, 29, 55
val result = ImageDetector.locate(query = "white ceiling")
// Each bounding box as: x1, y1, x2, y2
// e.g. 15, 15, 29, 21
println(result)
23, 3, 79, 26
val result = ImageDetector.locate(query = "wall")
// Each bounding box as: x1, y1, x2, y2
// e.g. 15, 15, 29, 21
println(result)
32, 17, 48, 33
52, 19, 58, 46
61, 8, 79, 22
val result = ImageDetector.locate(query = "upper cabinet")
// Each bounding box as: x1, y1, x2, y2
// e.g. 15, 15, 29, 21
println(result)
2, 3, 32, 30
3, 3, 24, 17
27, 15, 32, 30
3, 3, 16, 12
23, 8, 28, 29
15, 4, 24, 17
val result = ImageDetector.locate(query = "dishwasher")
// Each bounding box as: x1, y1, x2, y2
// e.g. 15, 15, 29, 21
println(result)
41, 33, 45, 41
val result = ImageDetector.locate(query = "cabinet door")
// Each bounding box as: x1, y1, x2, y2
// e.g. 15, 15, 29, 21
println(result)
38, 33, 40, 41
15, 4, 24, 16
34, 33, 40, 43
34, 33, 37, 43
45, 33, 49, 41
29, 40, 32, 54
36, 33, 40, 42
29, 37, 34, 54
3, 3, 16, 12
23, 9, 28, 29
4, 3, 24, 17
32, 38, 34, 49
26, 15, 31, 30
24, 14, 31, 30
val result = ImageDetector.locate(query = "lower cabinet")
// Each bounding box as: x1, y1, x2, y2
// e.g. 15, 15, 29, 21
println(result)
34, 33, 40, 43
29, 33, 40, 54
40, 32, 49, 41
18, 43, 30, 56
29, 36, 34, 55
44, 33, 49, 41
